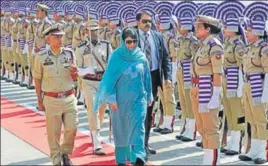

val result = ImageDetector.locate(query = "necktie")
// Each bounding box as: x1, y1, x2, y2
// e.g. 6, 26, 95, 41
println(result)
144, 32, 152, 69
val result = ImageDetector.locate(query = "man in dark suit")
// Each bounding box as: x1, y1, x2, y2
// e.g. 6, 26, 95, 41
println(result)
135, 10, 172, 156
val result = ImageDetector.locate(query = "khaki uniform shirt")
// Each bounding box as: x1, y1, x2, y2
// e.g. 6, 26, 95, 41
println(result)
105, 28, 120, 49
4, 17, 14, 49
11, 18, 19, 52
243, 39, 268, 74
26, 19, 38, 54
35, 17, 52, 50
1, 16, 8, 50
191, 34, 224, 76
75, 39, 112, 72
63, 21, 75, 47
223, 37, 245, 68
98, 27, 106, 40
33, 48, 76, 92
72, 22, 84, 49
170, 32, 199, 61
17, 18, 28, 53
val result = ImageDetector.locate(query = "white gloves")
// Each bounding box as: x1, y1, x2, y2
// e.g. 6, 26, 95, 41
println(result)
207, 86, 221, 109
237, 69, 244, 97
172, 62, 177, 84
261, 73, 268, 104
22, 43, 28, 55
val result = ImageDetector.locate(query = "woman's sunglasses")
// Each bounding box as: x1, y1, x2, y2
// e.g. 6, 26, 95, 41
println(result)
125, 39, 137, 45
141, 19, 152, 24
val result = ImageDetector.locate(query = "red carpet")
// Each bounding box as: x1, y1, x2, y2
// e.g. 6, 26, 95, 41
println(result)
1, 97, 116, 165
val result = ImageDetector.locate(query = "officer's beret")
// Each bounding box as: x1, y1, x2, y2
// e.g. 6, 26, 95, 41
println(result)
37, 3, 50, 11
196, 15, 221, 29
43, 24, 65, 36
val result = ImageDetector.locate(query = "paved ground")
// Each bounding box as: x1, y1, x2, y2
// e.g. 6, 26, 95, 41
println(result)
1, 80, 264, 165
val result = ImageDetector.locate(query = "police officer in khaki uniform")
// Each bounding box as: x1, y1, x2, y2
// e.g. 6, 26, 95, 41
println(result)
63, 4, 75, 49
4, 8, 16, 83
98, 16, 108, 40
238, 3, 268, 164
173, 16, 199, 141
213, 2, 247, 155
2, 7, 13, 82
75, 20, 112, 156
0, 8, 5, 79
17, 5, 29, 87
191, 15, 223, 165
1, 7, 9, 80
34, 4, 52, 55
53, 6, 66, 27
33, 24, 78, 166
72, 4, 86, 106
11, 7, 20, 84
26, 5, 38, 89
152, 13, 176, 134
105, 15, 121, 50
72, 4, 86, 49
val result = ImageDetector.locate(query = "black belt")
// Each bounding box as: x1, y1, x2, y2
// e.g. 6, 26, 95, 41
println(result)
13, 39, 17, 42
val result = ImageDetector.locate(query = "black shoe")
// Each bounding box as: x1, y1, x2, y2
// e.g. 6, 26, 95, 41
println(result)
254, 158, 267, 164
1, 76, 7, 80
77, 101, 84, 105
153, 127, 163, 133
117, 164, 126, 166
13, 79, 20, 84
239, 154, 252, 161
93, 148, 106, 156
6, 78, 12, 82
196, 142, 203, 148
160, 128, 172, 134
133, 158, 145, 166
20, 82, 27, 87
220, 147, 228, 153
180, 136, 193, 142
225, 150, 239, 156
176, 135, 183, 140
62, 154, 73, 166
145, 146, 156, 155
27, 85, 35, 89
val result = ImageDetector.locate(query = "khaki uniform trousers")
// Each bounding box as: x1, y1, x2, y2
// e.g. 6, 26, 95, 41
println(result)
7, 48, 14, 72
28, 49, 35, 75
82, 79, 106, 131
19, 51, 29, 76
43, 94, 78, 165
222, 78, 244, 131
1, 48, 6, 71
242, 83, 268, 140
158, 84, 176, 116
177, 70, 194, 119
190, 87, 220, 149
13, 41, 21, 72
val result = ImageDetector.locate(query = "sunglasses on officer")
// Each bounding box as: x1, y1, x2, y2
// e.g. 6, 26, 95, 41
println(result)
125, 39, 137, 45
141, 19, 152, 24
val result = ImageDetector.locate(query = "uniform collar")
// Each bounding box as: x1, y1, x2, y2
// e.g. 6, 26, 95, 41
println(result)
226, 36, 239, 44
49, 47, 63, 56
252, 39, 264, 47
202, 34, 214, 46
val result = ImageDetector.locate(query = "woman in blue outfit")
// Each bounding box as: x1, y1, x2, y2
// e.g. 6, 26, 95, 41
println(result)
93, 27, 153, 166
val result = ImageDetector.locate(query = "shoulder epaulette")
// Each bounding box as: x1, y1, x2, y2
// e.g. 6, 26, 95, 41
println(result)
77, 40, 87, 48
100, 40, 110, 44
